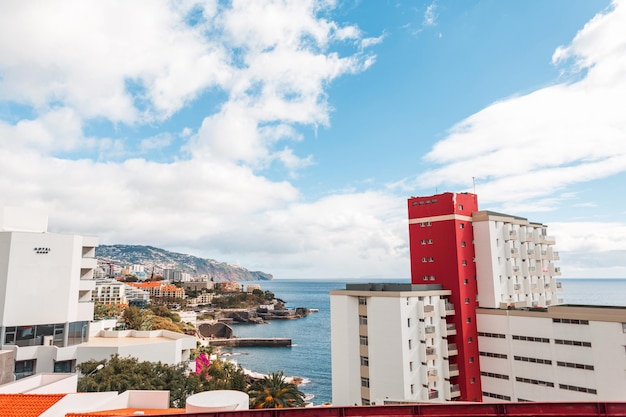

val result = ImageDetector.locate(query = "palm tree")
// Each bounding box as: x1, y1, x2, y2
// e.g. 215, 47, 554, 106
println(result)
248, 371, 306, 409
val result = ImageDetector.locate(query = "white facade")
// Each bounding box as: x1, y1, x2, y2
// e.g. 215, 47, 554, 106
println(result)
0, 205, 98, 377
472, 211, 563, 309
331, 283, 459, 406
477, 305, 626, 402
0, 206, 195, 381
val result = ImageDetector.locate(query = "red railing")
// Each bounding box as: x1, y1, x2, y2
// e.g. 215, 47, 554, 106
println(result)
141, 402, 626, 417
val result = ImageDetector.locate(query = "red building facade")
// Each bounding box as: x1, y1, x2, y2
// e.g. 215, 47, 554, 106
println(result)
407, 192, 481, 402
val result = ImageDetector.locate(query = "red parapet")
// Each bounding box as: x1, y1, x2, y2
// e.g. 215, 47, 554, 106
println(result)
148, 402, 626, 417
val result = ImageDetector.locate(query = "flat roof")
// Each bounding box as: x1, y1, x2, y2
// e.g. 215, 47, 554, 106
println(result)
477, 304, 626, 323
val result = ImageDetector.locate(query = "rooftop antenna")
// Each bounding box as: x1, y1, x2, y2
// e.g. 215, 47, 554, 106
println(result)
472, 177, 476, 194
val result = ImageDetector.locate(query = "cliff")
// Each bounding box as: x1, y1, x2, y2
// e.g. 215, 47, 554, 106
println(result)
95, 244, 273, 282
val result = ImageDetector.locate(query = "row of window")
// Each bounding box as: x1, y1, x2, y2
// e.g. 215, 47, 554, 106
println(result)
478, 331, 506, 339
483, 391, 511, 401
481, 371, 509, 380
412, 198, 440, 206
559, 384, 597, 395
512, 335, 550, 343
555, 339, 592, 347
480, 351, 508, 359
515, 376, 554, 388
552, 318, 589, 325
557, 361, 594, 370
514, 355, 552, 365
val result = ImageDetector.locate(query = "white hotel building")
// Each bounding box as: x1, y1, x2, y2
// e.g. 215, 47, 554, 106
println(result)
331, 192, 626, 405
0, 204, 195, 379
331, 283, 461, 406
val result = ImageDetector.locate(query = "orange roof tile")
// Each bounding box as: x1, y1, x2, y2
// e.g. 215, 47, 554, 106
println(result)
0, 394, 66, 417
66, 408, 184, 416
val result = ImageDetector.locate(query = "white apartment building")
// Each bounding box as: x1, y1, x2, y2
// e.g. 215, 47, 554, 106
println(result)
473, 211, 563, 309
0, 205, 98, 376
0, 205, 196, 380
92, 278, 150, 306
477, 305, 626, 402
331, 283, 461, 406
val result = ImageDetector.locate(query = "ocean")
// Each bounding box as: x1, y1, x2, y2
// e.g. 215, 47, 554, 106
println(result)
221, 278, 626, 405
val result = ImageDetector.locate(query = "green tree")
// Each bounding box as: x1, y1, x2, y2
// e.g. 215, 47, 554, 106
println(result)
122, 306, 152, 330
248, 371, 305, 409
77, 355, 200, 408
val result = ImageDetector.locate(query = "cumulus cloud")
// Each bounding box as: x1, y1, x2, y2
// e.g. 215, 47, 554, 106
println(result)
0, 0, 401, 279
404, 0, 626, 212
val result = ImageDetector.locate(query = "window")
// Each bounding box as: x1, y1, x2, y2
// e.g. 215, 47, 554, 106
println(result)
409, 361, 414, 372
460, 223, 465, 229
623, 323, 626, 333
481, 371, 509, 380
360, 356, 369, 366
514, 355, 552, 365
468, 337, 473, 343
480, 351, 508, 359
557, 361, 593, 370
462, 260, 467, 266
54, 360, 73, 373
516, 377, 554, 388
359, 315, 368, 325
465, 298, 470, 304
469, 357, 474, 363
461, 241, 466, 247
463, 279, 468, 285
459, 204, 464, 210
466, 318, 471, 323
411, 384, 415, 394
407, 318, 411, 327
470, 377, 475, 384
358, 297, 367, 305
15, 360, 35, 380
408, 339, 413, 349
483, 392, 511, 401
559, 384, 597, 395
361, 377, 370, 388
554, 338, 592, 347
360, 336, 368, 346
361, 399, 370, 405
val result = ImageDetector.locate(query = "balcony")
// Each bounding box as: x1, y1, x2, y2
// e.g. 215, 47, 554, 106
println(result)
428, 390, 439, 400
426, 347, 437, 360
551, 265, 562, 276
428, 368, 438, 382
424, 305, 435, 316
556, 281, 563, 291
449, 363, 459, 377
446, 323, 456, 336
513, 283, 522, 291
450, 384, 461, 398
507, 260, 521, 276
551, 251, 560, 261
425, 325, 436, 334
445, 303, 455, 314
507, 230, 518, 241
447, 344, 458, 356
510, 247, 519, 258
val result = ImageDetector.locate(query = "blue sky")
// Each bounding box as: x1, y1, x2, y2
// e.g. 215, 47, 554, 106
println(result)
1, 0, 625, 279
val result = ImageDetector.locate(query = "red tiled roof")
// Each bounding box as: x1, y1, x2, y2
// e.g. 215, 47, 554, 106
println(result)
0, 394, 66, 417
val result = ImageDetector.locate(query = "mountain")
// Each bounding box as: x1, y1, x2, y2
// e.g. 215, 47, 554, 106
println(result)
95, 244, 273, 282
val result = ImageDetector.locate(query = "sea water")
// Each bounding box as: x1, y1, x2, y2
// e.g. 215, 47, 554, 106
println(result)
221, 278, 626, 405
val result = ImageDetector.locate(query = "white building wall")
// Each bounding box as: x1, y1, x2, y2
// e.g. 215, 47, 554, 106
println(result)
473, 212, 562, 310
476, 307, 626, 402
331, 287, 453, 406
367, 296, 409, 404
0, 232, 94, 325
330, 293, 362, 406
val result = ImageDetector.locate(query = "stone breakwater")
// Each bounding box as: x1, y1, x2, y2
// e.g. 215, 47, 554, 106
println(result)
208, 337, 292, 347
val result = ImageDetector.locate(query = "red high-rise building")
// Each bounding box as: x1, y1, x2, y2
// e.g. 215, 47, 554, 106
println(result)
407, 192, 481, 402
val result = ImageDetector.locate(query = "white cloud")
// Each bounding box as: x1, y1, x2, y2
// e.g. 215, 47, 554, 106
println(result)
0, 0, 400, 279
408, 0, 626, 210
0, 0, 231, 123
423, 3, 437, 27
